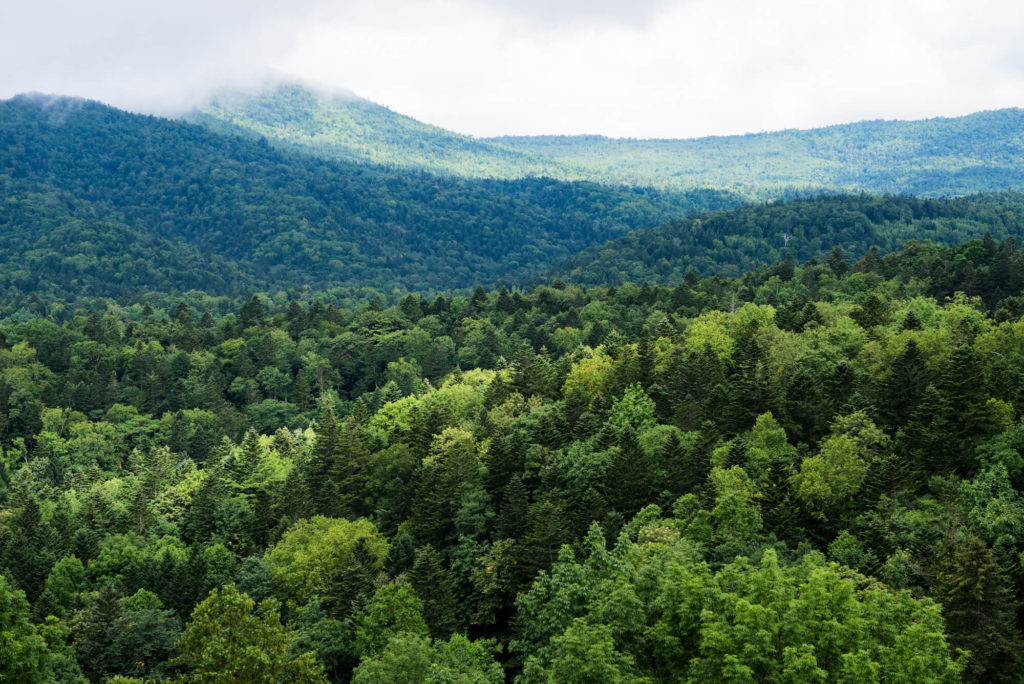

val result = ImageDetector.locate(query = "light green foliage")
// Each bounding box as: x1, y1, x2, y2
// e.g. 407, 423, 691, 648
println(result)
36, 555, 86, 618
353, 632, 503, 684
263, 517, 389, 606
792, 412, 889, 515
354, 582, 429, 658
189, 83, 571, 181
708, 466, 763, 547
744, 412, 798, 484
791, 435, 868, 509
521, 619, 646, 683
608, 383, 657, 432
492, 108, 1024, 197
0, 575, 52, 682
514, 523, 965, 683
562, 353, 614, 407
176, 585, 327, 682
370, 374, 492, 439
684, 311, 735, 360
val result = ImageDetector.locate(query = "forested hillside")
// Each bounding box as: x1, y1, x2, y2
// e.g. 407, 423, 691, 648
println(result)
0, 94, 734, 299
5, 238, 1024, 681
491, 108, 1024, 196
552, 192, 1024, 285
186, 84, 573, 180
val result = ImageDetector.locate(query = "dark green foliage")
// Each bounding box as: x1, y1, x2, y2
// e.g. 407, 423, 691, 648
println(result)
552, 193, 1024, 286
936, 536, 1024, 682
0, 94, 735, 300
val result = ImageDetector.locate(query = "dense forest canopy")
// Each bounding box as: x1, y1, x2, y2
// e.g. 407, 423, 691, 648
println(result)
0, 94, 736, 299
8, 82, 1024, 683
551, 192, 1024, 285
4, 239, 1024, 681
490, 108, 1024, 196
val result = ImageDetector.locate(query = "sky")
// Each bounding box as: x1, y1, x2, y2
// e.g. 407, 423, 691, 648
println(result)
3, 0, 1024, 138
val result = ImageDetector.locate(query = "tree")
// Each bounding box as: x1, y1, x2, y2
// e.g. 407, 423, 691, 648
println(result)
935, 536, 1023, 682
876, 338, 928, 428
176, 585, 326, 683
514, 522, 965, 683
263, 516, 389, 614
354, 582, 429, 658
0, 575, 52, 683
352, 632, 502, 684
409, 545, 459, 637
520, 619, 643, 683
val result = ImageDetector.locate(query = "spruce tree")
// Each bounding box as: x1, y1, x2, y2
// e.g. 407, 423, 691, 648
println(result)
409, 545, 459, 638
937, 536, 1023, 682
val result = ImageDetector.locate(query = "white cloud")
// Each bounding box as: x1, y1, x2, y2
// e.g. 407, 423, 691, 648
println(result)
2, 0, 1024, 136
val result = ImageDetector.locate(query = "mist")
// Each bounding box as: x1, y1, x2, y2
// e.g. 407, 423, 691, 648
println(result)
3, 0, 1024, 137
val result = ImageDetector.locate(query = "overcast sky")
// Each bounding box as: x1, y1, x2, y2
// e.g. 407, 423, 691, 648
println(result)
3, 0, 1024, 138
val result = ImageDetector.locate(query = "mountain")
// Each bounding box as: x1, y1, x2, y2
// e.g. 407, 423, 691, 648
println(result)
185, 83, 574, 180
489, 108, 1024, 197
0, 93, 737, 301
547, 193, 1024, 285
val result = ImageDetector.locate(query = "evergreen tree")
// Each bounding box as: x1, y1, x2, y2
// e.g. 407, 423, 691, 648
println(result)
937, 536, 1024, 682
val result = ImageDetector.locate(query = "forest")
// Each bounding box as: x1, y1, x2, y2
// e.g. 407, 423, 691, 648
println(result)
551, 192, 1024, 285
185, 84, 573, 181
0, 94, 735, 298
490, 107, 1024, 196
4, 237, 1024, 681
184, 84, 1024, 200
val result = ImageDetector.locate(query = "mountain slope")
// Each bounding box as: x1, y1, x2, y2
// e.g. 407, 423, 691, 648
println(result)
185, 83, 573, 180
0, 94, 737, 299
547, 193, 1024, 285
490, 109, 1024, 197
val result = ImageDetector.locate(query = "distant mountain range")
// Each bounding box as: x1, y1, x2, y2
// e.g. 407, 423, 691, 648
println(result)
4, 83, 1024, 307
489, 109, 1024, 197
187, 83, 1024, 199
184, 83, 573, 180
0, 93, 733, 301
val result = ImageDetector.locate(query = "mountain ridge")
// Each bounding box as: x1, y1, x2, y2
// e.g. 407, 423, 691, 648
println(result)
0, 93, 735, 301
184, 83, 575, 180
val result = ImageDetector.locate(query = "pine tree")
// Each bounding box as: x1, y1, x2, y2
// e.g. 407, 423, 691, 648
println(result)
409, 545, 459, 638
637, 329, 654, 388
499, 475, 529, 539
938, 344, 990, 472
306, 403, 342, 516
826, 245, 849, 276
606, 425, 653, 517
876, 339, 928, 429
291, 371, 313, 411
232, 429, 263, 484
334, 422, 371, 518
387, 532, 416, 577
5, 495, 55, 602
937, 536, 1023, 682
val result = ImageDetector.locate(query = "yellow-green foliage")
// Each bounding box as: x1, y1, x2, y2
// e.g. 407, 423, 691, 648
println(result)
264, 517, 389, 605
562, 352, 614, 407
370, 371, 496, 439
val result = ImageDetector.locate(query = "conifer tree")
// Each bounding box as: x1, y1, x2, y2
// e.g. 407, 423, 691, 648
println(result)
409, 545, 459, 638
937, 536, 1024, 682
